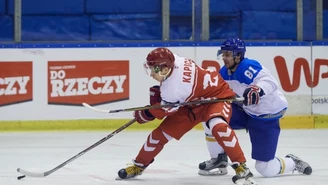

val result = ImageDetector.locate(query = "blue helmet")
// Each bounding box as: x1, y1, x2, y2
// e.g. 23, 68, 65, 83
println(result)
220, 38, 246, 58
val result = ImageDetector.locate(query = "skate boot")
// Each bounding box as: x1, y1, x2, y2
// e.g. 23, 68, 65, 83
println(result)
286, 154, 312, 175
116, 160, 147, 180
198, 153, 228, 175
231, 162, 257, 185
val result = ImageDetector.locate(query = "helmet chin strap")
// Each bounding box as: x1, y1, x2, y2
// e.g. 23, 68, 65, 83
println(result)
158, 68, 172, 81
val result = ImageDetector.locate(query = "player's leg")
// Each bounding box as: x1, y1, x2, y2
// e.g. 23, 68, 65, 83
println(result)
248, 118, 312, 177
203, 102, 256, 184
199, 121, 228, 175
247, 118, 285, 177
117, 126, 171, 179
199, 103, 248, 176
229, 104, 249, 130
117, 108, 196, 179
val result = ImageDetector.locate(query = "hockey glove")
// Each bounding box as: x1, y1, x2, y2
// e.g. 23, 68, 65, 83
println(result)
243, 85, 265, 106
150, 85, 161, 105
133, 109, 155, 124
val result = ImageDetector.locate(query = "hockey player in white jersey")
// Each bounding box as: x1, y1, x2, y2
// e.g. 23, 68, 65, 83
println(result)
199, 38, 312, 178
116, 47, 257, 184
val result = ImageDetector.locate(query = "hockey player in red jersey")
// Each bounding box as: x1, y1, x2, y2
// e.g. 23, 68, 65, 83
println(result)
116, 47, 257, 185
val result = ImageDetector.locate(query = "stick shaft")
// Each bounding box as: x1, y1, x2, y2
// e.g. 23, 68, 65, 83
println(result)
17, 119, 136, 177
84, 97, 244, 114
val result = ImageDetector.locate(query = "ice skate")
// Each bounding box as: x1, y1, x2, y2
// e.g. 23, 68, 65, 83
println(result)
231, 162, 257, 185
116, 160, 146, 180
286, 154, 312, 175
198, 153, 228, 175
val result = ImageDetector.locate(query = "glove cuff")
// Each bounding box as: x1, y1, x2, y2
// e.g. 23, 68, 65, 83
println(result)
144, 109, 155, 119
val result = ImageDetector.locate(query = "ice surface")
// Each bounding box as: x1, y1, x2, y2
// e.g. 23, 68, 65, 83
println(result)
0, 129, 327, 185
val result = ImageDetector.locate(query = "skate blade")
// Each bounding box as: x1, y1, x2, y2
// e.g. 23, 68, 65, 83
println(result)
244, 177, 257, 185
115, 176, 123, 180
115, 176, 138, 181
198, 168, 228, 176
234, 177, 257, 185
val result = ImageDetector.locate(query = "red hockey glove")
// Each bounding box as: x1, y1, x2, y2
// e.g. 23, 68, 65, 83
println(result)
133, 109, 155, 124
243, 85, 265, 106
150, 85, 161, 105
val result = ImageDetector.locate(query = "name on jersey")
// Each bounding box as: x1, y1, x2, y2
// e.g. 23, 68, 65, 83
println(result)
183, 59, 193, 83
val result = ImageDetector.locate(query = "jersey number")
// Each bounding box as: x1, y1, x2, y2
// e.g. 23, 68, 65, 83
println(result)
244, 66, 258, 79
203, 72, 218, 89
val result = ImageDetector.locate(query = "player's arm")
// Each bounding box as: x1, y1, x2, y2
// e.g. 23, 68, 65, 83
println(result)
149, 100, 180, 120
240, 61, 277, 105
133, 86, 159, 124
134, 86, 180, 123
149, 84, 183, 119
252, 68, 279, 95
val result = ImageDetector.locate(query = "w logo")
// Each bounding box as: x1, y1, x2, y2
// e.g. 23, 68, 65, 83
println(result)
274, 56, 328, 92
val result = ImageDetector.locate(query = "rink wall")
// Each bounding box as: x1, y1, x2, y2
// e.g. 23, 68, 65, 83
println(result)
0, 42, 328, 131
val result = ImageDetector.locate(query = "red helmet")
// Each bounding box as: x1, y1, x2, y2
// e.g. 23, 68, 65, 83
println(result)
146, 47, 175, 69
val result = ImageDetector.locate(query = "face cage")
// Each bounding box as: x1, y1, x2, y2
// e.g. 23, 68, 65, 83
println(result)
217, 50, 223, 61
219, 50, 235, 60
143, 61, 161, 76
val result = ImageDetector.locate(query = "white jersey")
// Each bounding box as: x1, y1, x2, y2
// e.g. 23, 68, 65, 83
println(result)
220, 58, 288, 119
160, 54, 197, 104
150, 54, 235, 119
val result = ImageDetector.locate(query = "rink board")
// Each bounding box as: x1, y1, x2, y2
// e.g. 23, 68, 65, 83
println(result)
0, 42, 328, 131
1, 115, 328, 131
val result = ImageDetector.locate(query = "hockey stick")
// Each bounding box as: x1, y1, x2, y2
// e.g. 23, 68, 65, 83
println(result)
17, 118, 137, 179
83, 97, 244, 113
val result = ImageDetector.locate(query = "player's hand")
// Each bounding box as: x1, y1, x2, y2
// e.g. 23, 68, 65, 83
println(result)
243, 85, 265, 106
133, 109, 155, 124
150, 85, 161, 105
